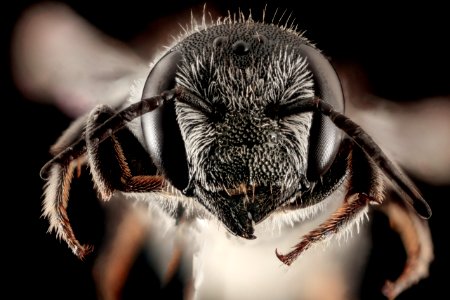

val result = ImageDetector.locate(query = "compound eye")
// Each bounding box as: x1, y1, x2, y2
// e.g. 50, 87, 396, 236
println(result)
141, 51, 189, 191
141, 50, 181, 100
297, 45, 344, 181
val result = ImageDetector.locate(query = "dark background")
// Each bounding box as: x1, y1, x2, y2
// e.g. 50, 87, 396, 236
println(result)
3, 1, 450, 299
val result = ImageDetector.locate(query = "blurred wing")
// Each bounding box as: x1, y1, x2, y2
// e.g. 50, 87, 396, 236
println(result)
336, 62, 450, 186
11, 2, 149, 118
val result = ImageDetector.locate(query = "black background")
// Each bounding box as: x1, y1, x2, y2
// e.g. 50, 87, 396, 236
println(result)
3, 1, 450, 299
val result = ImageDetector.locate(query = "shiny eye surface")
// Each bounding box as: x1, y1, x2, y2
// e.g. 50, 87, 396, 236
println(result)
140, 50, 189, 191
296, 44, 344, 181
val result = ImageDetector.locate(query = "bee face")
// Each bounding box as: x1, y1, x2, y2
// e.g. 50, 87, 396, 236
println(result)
141, 21, 345, 238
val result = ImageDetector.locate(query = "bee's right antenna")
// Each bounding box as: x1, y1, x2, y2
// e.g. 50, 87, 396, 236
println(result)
40, 89, 179, 180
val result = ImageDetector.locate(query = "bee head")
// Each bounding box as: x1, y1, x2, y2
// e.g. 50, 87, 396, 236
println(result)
141, 20, 344, 238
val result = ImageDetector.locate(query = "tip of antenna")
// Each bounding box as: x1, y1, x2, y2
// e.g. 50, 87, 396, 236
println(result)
413, 197, 432, 219
40, 162, 52, 180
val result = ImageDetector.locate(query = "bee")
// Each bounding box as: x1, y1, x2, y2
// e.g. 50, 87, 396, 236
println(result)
24, 4, 435, 300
